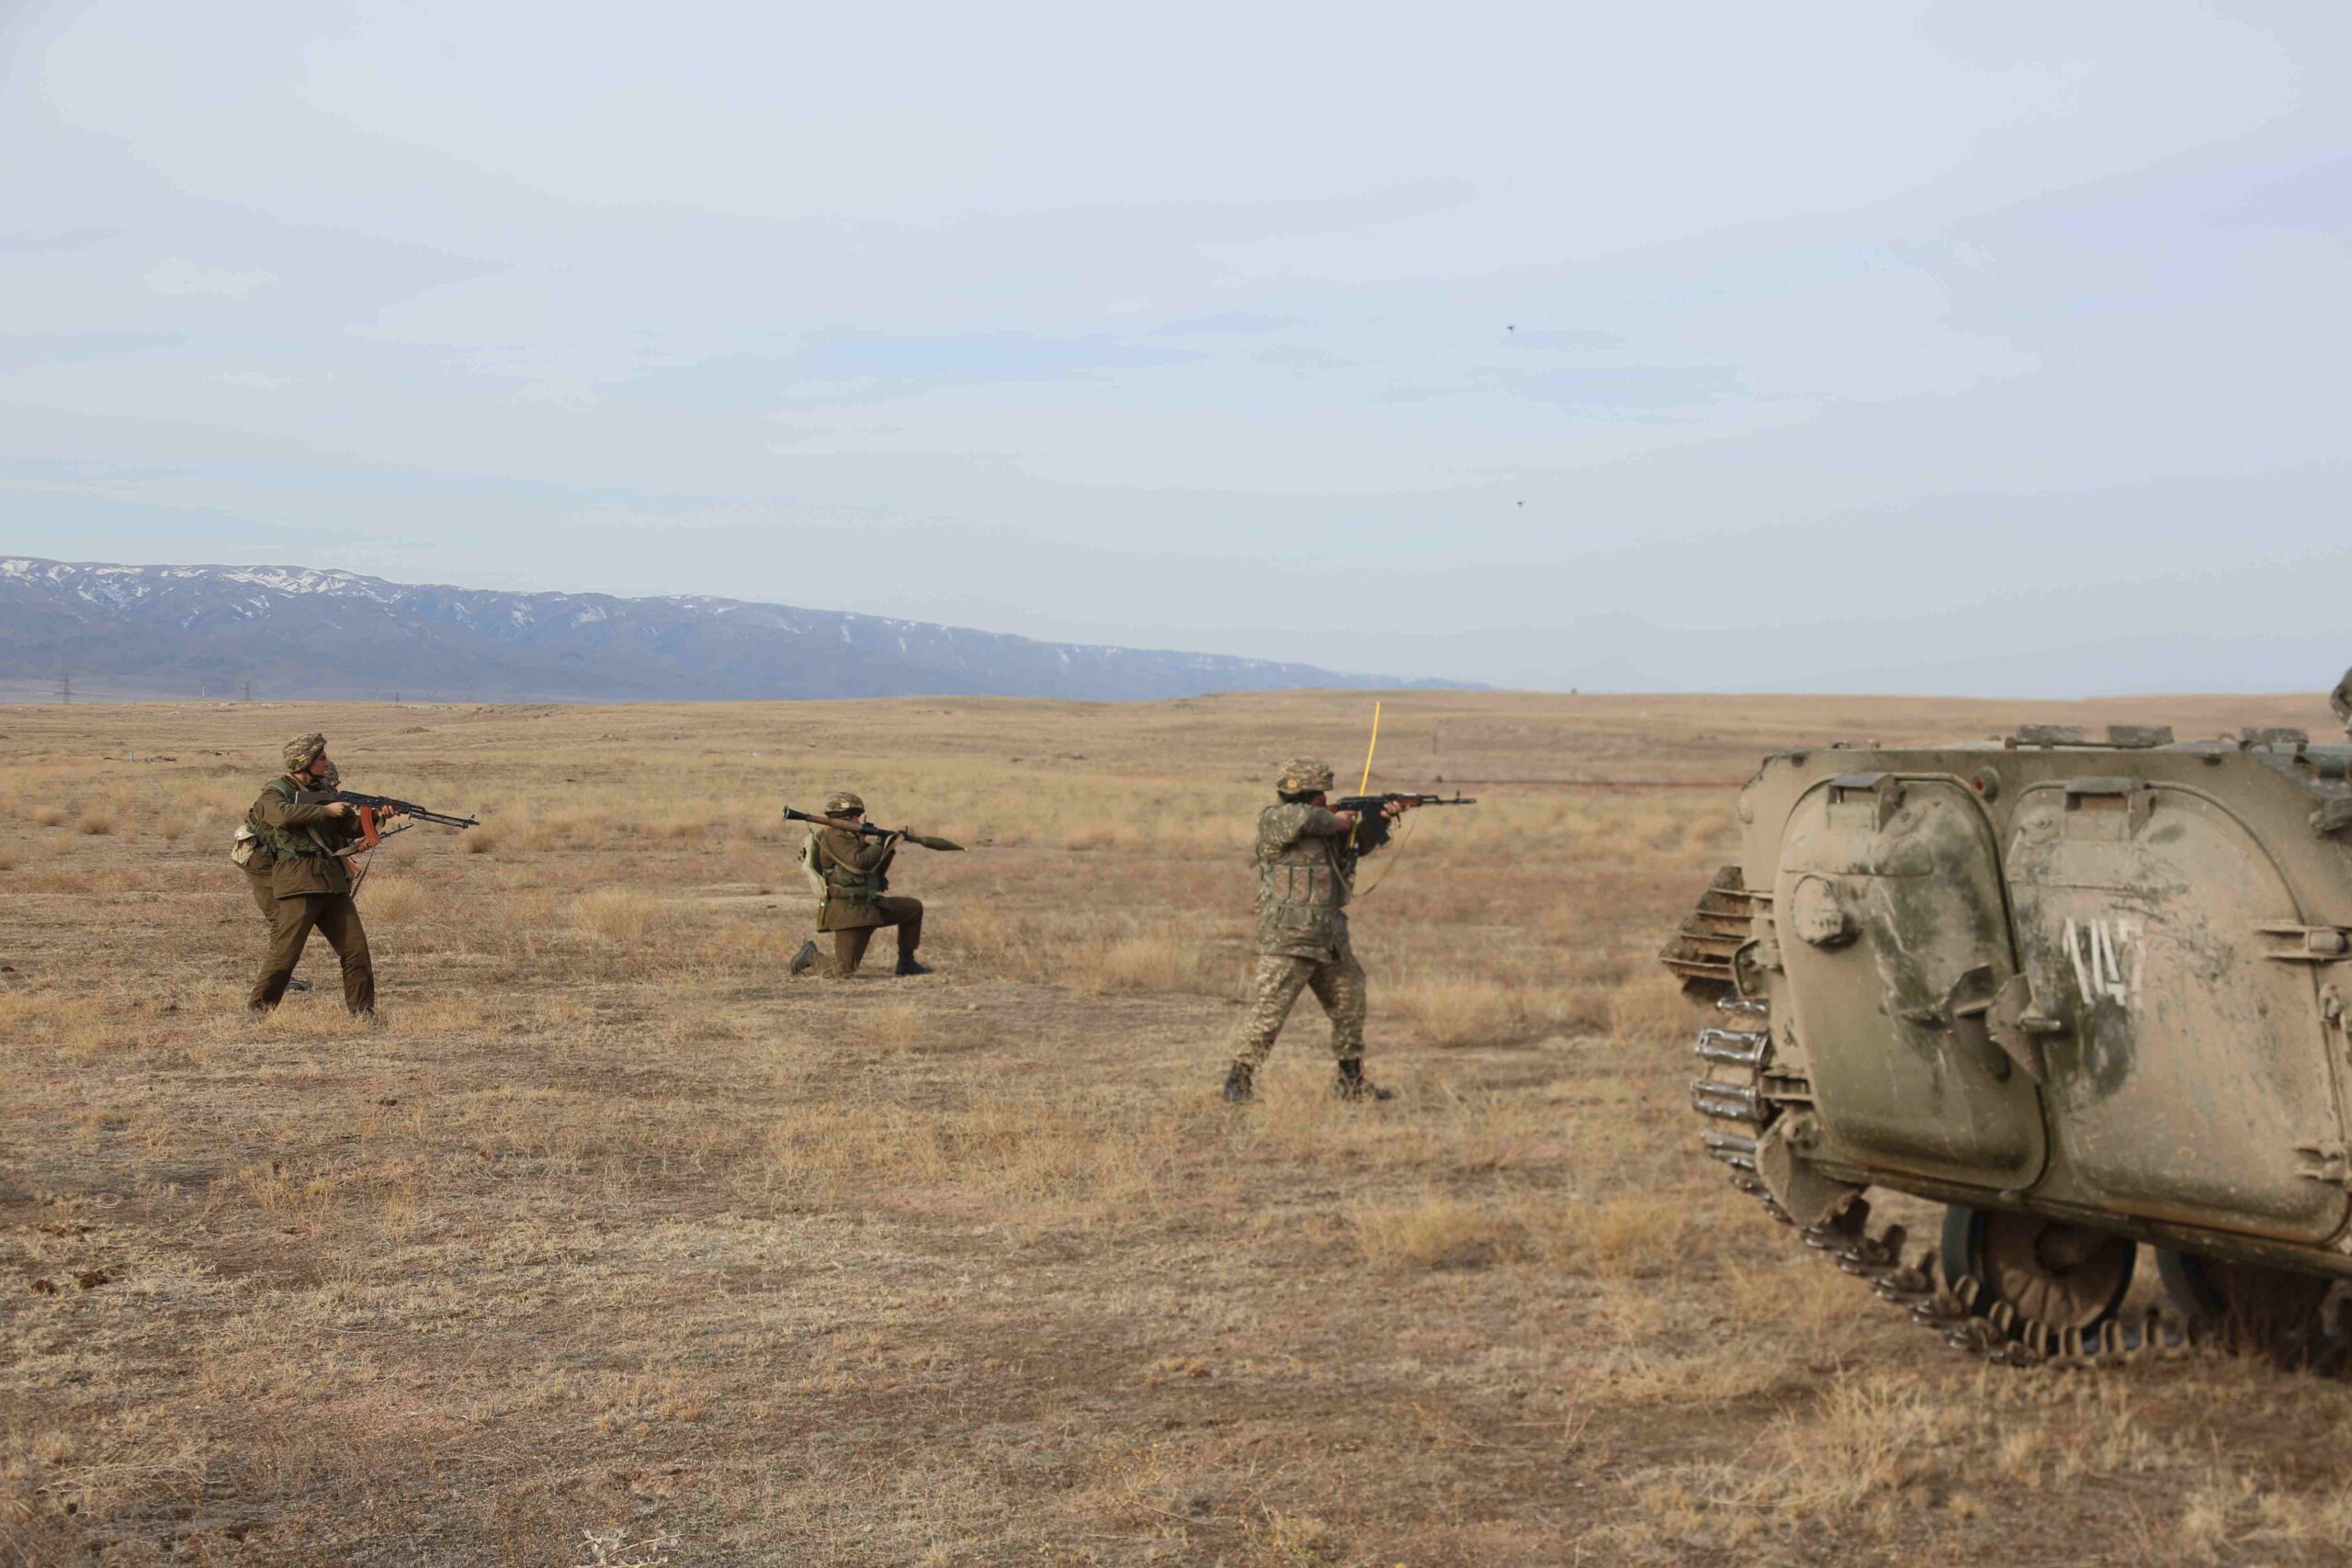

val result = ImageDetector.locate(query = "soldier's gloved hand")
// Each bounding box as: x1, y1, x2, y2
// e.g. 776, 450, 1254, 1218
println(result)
1383, 798, 1412, 818
1332, 810, 1362, 830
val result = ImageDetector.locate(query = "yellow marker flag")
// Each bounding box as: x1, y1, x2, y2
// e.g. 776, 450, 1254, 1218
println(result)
1351, 700, 1381, 845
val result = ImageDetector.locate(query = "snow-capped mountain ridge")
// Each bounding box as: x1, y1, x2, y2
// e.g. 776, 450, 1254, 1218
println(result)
0, 557, 1463, 702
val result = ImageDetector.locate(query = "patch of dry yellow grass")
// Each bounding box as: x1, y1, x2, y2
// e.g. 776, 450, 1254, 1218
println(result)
3, 685, 2344, 1566
1351, 1190, 1516, 1270
1389, 974, 1526, 1046
571, 886, 660, 942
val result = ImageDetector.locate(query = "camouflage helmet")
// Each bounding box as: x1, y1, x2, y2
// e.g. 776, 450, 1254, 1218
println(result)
2333, 666, 2352, 728
822, 789, 865, 817
283, 731, 327, 773
1276, 756, 1335, 794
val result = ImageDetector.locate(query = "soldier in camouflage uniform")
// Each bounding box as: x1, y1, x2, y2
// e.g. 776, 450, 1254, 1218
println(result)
1223, 757, 1417, 1103
787, 789, 934, 979
244, 734, 399, 1019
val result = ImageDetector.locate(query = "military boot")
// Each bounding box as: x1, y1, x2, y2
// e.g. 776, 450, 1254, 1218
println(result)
1221, 1061, 1254, 1104
788, 939, 820, 977
893, 951, 933, 977
1334, 1058, 1394, 1102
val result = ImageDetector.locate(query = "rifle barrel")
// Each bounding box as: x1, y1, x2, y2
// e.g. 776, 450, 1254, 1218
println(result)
310, 789, 477, 828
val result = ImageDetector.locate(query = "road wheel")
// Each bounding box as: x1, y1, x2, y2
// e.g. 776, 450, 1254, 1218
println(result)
2155, 1249, 2334, 1356
1942, 1206, 2135, 1332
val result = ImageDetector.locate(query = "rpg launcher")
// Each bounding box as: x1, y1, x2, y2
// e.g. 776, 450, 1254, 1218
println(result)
1330, 792, 1477, 813
781, 806, 964, 852
294, 788, 479, 852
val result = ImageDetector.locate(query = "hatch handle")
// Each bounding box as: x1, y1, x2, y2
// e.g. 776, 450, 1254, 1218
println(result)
1981, 972, 2055, 1082
1930, 964, 2024, 1083
2256, 922, 2351, 964
2062, 777, 2152, 835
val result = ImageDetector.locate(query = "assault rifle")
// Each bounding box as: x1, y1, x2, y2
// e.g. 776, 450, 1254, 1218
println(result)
294, 788, 479, 852
781, 806, 964, 852
1330, 792, 1477, 813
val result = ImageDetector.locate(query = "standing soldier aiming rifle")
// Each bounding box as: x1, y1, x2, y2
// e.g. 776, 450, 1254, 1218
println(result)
785, 791, 961, 978
238, 732, 477, 1020
1223, 754, 1474, 1103
236, 757, 343, 995
243, 733, 398, 1020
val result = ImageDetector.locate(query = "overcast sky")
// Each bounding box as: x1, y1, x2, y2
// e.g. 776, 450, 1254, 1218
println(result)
3, 2, 2346, 694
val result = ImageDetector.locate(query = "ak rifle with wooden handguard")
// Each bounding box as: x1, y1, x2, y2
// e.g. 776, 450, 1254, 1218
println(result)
781, 806, 964, 852
1329, 791, 1477, 813
294, 787, 479, 852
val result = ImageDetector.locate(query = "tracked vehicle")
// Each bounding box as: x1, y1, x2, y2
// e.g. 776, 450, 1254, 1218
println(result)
1662, 669, 2352, 1364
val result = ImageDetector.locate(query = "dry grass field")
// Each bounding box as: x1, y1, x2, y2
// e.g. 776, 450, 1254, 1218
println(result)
5, 686, 2350, 1567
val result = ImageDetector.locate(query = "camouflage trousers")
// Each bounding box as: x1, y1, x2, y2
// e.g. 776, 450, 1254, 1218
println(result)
1231, 953, 1367, 1068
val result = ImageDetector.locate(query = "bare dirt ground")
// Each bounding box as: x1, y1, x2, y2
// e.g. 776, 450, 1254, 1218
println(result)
5, 687, 2350, 1567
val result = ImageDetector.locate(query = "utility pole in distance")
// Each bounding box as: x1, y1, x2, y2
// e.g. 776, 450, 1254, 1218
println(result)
57, 673, 71, 705
242, 680, 253, 703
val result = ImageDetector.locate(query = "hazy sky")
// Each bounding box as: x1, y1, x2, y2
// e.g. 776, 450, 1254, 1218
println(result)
3, 2, 2346, 694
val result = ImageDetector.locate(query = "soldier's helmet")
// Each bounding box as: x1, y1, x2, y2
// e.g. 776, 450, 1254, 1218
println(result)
822, 789, 865, 817
1276, 757, 1335, 794
2332, 666, 2352, 729
283, 732, 327, 772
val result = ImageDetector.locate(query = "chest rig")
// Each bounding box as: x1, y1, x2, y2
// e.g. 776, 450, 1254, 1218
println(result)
1256, 806, 1356, 911
246, 776, 334, 862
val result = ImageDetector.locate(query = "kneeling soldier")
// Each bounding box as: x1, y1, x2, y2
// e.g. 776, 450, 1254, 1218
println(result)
245, 733, 399, 1019
1224, 757, 1416, 1102
790, 790, 933, 978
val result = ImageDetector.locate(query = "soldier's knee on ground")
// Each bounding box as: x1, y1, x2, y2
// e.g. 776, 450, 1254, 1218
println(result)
831, 927, 875, 977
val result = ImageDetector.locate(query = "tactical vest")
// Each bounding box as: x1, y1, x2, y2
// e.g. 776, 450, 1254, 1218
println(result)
246, 777, 333, 863
1261, 832, 1351, 915
1253, 805, 1357, 958
809, 831, 890, 908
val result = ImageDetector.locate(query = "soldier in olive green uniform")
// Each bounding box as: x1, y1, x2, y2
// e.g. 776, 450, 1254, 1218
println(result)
787, 790, 934, 978
245, 734, 399, 1018
240, 759, 338, 993
1223, 757, 1416, 1103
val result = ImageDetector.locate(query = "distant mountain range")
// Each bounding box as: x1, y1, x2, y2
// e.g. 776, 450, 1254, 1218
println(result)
0, 558, 1467, 702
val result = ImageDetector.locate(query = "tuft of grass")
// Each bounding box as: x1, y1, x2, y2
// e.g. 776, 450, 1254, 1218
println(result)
1390, 975, 1523, 1047
361, 878, 430, 921
1067, 935, 1193, 994
1566, 1192, 1701, 1280
1351, 1190, 1514, 1270
31, 805, 65, 827
853, 1002, 922, 1051
573, 886, 660, 942
1608, 970, 1697, 1050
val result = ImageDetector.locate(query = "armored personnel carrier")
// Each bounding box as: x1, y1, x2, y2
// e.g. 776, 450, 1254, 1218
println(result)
1661, 669, 2352, 1364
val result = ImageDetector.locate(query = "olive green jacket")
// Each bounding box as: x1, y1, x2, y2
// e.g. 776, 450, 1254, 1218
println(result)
810, 826, 899, 931
248, 776, 360, 898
